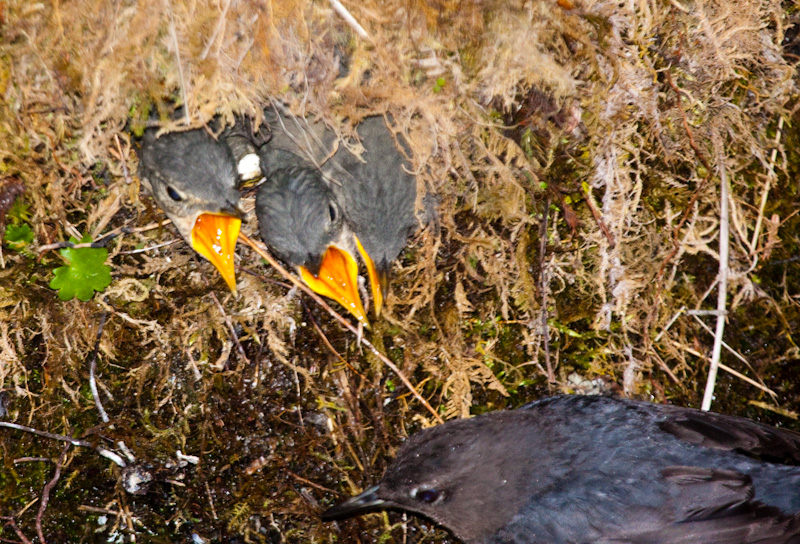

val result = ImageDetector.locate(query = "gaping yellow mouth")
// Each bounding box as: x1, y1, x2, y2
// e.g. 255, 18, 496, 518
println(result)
191, 213, 242, 294
300, 246, 369, 327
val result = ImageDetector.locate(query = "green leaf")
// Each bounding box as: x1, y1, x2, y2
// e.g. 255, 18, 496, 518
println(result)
4, 223, 33, 251
49, 235, 112, 301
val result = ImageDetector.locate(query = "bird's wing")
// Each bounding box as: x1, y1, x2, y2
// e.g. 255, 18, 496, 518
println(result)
258, 105, 336, 172
658, 406, 800, 465
522, 396, 800, 465
605, 466, 800, 544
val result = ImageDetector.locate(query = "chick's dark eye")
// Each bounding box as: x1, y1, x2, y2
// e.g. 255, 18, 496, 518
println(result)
414, 488, 440, 504
328, 203, 338, 222
167, 186, 182, 202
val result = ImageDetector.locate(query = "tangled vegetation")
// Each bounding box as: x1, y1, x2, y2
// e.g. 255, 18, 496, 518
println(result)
1, 0, 799, 541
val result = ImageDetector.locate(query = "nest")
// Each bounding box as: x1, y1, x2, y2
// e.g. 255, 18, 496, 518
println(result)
0, 0, 798, 541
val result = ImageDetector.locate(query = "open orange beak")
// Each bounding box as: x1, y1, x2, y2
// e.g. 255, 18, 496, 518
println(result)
355, 236, 388, 317
191, 213, 242, 294
300, 246, 369, 327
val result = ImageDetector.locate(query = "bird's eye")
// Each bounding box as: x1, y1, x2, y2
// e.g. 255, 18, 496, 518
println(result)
412, 488, 440, 504
167, 186, 182, 202
328, 203, 338, 222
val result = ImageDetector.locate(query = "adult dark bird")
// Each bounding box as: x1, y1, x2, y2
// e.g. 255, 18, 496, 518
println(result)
255, 148, 368, 326
323, 395, 800, 544
139, 128, 242, 293
254, 107, 418, 318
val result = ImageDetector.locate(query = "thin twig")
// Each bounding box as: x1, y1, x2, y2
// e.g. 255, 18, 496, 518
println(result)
0, 422, 126, 467
539, 201, 555, 384
286, 469, 341, 495
89, 311, 110, 423
0, 518, 33, 544
38, 235, 120, 253
238, 265, 293, 290
36, 443, 70, 544
654, 305, 686, 343
305, 306, 366, 379
118, 239, 180, 255
13, 457, 52, 464
701, 141, 729, 411
164, 0, 190, 124
750, 115, 784, 256
113, 134, 133, 185
717, 362, 775, 397
748, 400, 797, 420
689, 314, 776, 398
209, 291, 249, 366
204, 481, 218, 520
77, 505, 123, 516
239, 233, 443, 424
39, 220, 174, 255
200, 0, 231, 59
581, 187, 615, 247
328, 0, 371, 41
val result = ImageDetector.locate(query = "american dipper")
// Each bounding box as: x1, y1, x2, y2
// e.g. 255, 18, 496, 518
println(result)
324, 116, 418, 316
323, 395, 800, 544
254, 149, 368, 326
255, 107, 418, 317
139, 128, 242, 293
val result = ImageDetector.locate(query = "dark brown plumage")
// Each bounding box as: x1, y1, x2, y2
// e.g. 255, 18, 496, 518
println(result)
323, 395, 800, 544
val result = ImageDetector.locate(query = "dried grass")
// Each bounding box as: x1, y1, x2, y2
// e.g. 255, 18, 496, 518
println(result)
0, 0, 798, 541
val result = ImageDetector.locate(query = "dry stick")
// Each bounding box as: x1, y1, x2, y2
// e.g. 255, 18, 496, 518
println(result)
35, 443, 70, 544
77, 505, 123, 516
701, 143, 730, 411
209, 291, 250, 365
119, 239, 180, 255
13, 457, 52, 464
304, 303, 367, 379
89, 310, 110, 423
39, 220, 175, 254
38, 239, 114, 253
0, 518, 33, 544
239, 233, 444, 424
204, 481, 218, 521
690, 314, 777, 398
113, 134, 133, 185
37, 217, 176, 254
199, 0, 231, 59
646, 69, 715, 356
539, 201, 555, 384
750, 115, 784, 256
164, 0, 190, 125
654, 70, 714, 289
239, 265, 365, 377
0, 422, 126, 467
581, 187, 615, 247
286, 469, 342, 495
328, 0, 371, 41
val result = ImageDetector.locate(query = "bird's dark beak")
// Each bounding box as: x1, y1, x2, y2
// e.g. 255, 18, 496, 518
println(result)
191, 213, 242, 294
354, 236, 389, 316
321, 485, 386, 521
220, 200, 245, 220
299, 246, 369, 328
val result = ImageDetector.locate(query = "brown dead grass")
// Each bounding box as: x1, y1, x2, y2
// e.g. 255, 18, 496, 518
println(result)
0, 0, 798, 541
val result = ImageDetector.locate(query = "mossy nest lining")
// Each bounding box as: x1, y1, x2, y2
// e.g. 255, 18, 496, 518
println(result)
1, 0, 799, 542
